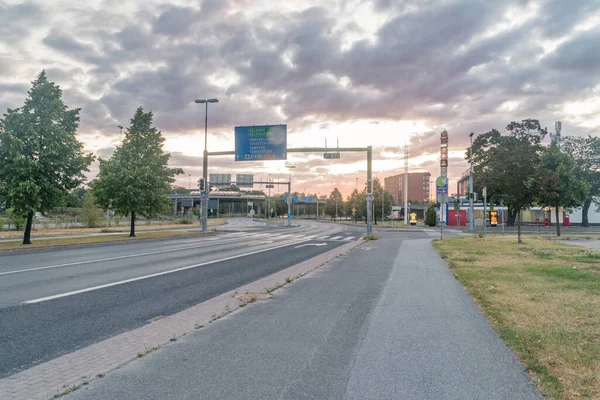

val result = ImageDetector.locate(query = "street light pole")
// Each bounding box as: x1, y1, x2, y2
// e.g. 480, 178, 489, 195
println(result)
469, 132, 475, 232
195, 98, 219, 232
286, 165, 295, 227
268, 173, 271, 219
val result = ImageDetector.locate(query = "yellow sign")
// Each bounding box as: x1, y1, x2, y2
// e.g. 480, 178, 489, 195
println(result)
409, 213, 417, 225
490, 211, 498, 226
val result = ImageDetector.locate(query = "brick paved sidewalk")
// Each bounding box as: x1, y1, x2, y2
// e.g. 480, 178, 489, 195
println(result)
0, 240, 362, 400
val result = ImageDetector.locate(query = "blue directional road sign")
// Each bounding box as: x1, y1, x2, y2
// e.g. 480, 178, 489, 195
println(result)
293, 196, 299, 203
436, 176, 448, 195
287, 213, 292, 219
305, 196, 313, 202
235, 125, 287, 161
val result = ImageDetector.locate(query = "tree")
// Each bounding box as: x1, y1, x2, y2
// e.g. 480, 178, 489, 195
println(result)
372, 178, 394, 224
425, 203, 437, 227
171, 186, 189, 195
468, 119, 547, 243
66, 187, 88, 208
79, 193, 104, 228
325, 188, 343, 221
0, 71, 93, 244
561, 136, 600, 227
91, 107, 183, 237
537, 142, 590, 237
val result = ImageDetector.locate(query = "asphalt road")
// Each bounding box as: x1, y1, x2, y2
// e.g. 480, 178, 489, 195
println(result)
0, 220, 359, 379
67, 231, 541, 400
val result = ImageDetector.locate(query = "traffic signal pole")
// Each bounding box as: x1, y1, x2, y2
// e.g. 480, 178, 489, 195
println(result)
207, 145, 373, 235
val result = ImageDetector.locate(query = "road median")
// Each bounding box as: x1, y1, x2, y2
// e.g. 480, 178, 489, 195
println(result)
433, 236, 600, 399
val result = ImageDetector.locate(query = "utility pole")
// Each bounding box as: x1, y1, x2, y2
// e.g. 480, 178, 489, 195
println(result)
404, 144, 409, 225
469, 132, 475, 232
382, 186, 385, 226
483, 186, 487, 236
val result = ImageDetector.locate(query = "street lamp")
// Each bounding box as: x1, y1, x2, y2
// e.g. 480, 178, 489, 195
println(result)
469, 132, 475, 232
195, 98, 219, 232
285, 165, 295, 226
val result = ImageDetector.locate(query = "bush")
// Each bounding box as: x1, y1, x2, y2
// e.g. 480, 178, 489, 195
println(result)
178, 218, 193, 225
6, 208, 26, 230
425, 204, 437, 227
79, 193, 104, 228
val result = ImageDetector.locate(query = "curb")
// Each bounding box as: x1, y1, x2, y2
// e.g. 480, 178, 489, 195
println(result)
0, 239, 363, 399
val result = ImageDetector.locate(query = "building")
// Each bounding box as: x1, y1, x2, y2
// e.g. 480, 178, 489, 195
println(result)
384, 172, 431, 205
457, 168, 471, 196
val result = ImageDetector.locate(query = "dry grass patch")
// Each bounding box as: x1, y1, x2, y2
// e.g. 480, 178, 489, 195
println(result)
433, 236, 600, 399
0, 219, 225, 239
0, 230, 213, 251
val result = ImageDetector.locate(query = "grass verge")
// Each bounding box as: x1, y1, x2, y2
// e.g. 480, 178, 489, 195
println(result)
0, 230, 213, 251
433, 236, 600, 399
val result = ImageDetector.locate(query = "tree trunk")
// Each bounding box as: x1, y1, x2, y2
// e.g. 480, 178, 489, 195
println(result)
507, 208, 517, 226
582, 198, 591, 227
517, 209, 522, 244
23, 211, 34, 245
129, 210, 136, 237
555, 207, 561, 237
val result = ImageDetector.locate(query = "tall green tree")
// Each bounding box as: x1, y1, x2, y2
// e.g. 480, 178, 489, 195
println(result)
372, 178, 394, 224
468, 119, 547, 243
91, 107, 183, 237
537, 142, 590, 237
561, 135, 600, 227
325, 188, 343, 221
0, 71, 93, 244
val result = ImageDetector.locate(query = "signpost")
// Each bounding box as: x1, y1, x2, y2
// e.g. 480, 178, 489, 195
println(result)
236, 174, 254, 188
235, 125, 287, 161
324, 152, 340, 159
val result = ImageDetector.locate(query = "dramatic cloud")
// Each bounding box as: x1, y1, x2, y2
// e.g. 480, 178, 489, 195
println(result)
1, 0, 599, 197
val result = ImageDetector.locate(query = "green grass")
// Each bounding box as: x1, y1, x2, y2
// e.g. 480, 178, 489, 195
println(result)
433, 236, 600, 399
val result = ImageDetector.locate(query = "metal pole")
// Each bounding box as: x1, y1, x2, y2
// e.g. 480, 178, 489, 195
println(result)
469, 133, 474, 232
287, 182, 291, 226
367, 146, 373, 236
404, 145, 408, 225
501, 198, 505, 235
483, 187, 487, 236
441, 205, 444, 240
202, 102, 208, 232
382, 187, 384, 226
316, 197, 319, 220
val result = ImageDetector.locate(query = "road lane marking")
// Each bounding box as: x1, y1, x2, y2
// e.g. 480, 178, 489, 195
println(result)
343, 236, 355, 241
317, 236, 331, 239
329, 236, 343, 240
0, 237, 258, 276
294, 243, 327, 248
21, 238, 313, 304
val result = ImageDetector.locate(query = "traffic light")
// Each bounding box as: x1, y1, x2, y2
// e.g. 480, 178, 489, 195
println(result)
199, 178, 205, 191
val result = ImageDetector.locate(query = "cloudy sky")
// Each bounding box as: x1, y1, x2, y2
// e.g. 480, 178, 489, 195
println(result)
1, 0, 599, 197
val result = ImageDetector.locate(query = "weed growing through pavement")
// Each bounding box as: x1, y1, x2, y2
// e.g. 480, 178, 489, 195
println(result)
136, 346, 159, 358
285, 276, 293, 283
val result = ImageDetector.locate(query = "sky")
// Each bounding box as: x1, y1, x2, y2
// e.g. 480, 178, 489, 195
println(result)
1, 0, 599, 198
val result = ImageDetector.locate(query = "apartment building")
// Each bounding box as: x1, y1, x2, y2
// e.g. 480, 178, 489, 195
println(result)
384, 172, 431, 205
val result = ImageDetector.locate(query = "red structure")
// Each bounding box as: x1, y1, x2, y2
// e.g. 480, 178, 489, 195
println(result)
448, 210, 466, 226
